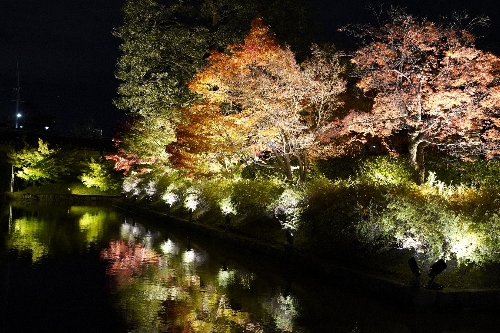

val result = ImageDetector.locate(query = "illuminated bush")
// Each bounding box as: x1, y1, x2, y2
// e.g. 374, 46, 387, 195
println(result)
356, 193, 500, 266
230, 178, 284, 222
183, 185, 211, 219
184, 187, 200, 212
268, 188, 305, 232
219, 196, 237, 216
123, 175, 142, 197
356, 155, 414, 186
197, 178, 234, 221
122, 167, 172, 200
427, 156, 500, 188
144, 180, 158, 197
79, 158, 120, 192
162, 190, 179, 206
160, 176, 193, 210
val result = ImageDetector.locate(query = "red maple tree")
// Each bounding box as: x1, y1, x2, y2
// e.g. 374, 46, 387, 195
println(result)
336, 9, 500, 184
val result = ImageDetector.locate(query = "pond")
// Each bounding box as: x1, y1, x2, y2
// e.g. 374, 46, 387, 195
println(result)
1, 202, 500, 333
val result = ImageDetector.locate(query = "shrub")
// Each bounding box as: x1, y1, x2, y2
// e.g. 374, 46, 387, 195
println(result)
79, 158, 121, 192
356, 155, 414, 186
231, 178, 284, 225
356, 193, 500, 266
427, 157, 500, 188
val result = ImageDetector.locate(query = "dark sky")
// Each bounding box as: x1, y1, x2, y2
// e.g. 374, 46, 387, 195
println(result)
0, 0, 499, 137
0, 0, 124, 136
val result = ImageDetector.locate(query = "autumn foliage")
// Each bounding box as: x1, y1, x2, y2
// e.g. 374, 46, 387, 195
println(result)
171, 18, 346, 181
113, 6, 500, 187
334, 9, 500, 183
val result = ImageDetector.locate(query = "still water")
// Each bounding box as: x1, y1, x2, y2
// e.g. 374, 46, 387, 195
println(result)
1, 203, 500, 333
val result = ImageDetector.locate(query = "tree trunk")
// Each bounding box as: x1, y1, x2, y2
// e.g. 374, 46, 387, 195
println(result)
409, 138, 427, 185
11, 165, 15, 193
297, 152, 308, 183
271, 147, 293, 181
282, 154, 293, 181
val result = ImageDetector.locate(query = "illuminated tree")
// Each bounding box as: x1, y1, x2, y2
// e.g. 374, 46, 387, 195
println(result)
79, 158, 121, 192
338, 9, 500, 184
114, 0, 315, 173
8, 138, 73, 186
186, 19, 346, 181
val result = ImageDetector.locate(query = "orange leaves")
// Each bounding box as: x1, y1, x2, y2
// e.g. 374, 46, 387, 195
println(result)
346, 11, 500, 162
177, 18, 346, 180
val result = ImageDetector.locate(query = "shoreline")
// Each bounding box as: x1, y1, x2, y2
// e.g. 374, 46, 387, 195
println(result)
113, 201, 500, 313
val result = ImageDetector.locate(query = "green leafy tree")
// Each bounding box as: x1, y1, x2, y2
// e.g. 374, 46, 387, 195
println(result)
79, 158, 121, 192
8, 139, 72, 186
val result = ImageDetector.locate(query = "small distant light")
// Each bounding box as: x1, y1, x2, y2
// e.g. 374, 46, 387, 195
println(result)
19, 125, 23, 128
17, 113, 22, 118
45, 126, 49, 130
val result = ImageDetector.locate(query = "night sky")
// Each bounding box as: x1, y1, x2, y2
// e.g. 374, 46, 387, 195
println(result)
1, 0, 499, 137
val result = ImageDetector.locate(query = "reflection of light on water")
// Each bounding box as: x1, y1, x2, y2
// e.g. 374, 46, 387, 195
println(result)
183, 249, 196, 263
100, 240, 160, 281
7, 217, 48, 262
120, 222, 148, 242
160, 239, 179, 255
102, 223, 298, 332
120, 222, 132, 240
143, 232, 153, 249
79, 212, 105, 243
264, 293, 298, 332
218, 269, 236, 288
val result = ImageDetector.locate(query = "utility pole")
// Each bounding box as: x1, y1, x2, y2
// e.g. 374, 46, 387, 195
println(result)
15, 65, 21, 128
13, 64, 21, 129
11, 165, 15, 193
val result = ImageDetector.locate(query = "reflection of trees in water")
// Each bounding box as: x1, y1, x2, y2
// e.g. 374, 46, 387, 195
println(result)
100, 223, 302, 332
6, 216, 48, 262
78, 211, 107, 243
6, 206, 118, 262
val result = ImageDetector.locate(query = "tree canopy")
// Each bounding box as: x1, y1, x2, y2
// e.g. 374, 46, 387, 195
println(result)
336, 8, 500, 184
173, 18, 346, 181
8, 139, 73, 185
113, 0, 316, 174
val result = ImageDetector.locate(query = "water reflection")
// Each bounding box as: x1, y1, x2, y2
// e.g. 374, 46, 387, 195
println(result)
102, 221, 302, 333
6, 215, 48, 261
5, 205, 119, 260
5, 204, 500, 332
